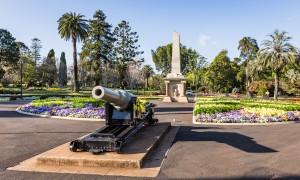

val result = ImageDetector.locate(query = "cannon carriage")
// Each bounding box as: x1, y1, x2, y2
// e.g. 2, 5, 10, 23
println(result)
69, 86, 158, 154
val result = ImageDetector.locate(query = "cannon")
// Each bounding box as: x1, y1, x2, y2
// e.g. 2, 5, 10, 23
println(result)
69, 86, 158, 154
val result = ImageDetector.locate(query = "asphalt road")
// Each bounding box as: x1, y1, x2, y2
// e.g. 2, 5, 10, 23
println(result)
0, 99, 300, 179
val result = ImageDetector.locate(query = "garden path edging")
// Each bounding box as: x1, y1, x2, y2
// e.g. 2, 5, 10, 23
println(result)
16, 108, 105, 122
192, 115, 300, 125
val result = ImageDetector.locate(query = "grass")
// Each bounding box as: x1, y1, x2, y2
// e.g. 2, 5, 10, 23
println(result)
0, 87, 162, 97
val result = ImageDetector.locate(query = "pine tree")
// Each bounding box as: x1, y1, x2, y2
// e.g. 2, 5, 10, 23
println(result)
113, 20, 143, 89
30, 38, 42, 66
81, 10, 114, 85
46, 49, 57, 87
58, 52, 67, 87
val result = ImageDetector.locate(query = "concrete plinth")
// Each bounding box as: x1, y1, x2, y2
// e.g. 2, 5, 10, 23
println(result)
178, 96, 188, 103
9, 122, 171, 177
163, 96, 172, 102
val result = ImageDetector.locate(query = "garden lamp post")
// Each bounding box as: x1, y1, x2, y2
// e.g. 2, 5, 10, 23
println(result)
195, 59, 200, 99
20, 58, 23, 99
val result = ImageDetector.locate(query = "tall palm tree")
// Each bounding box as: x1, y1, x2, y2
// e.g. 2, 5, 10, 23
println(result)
257, 29, 299, 100
142, 65, 154, 90
238, 37, 259, 96
57, 12, 89, 92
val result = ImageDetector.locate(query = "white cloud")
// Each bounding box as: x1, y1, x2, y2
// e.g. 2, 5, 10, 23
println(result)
199, 34, 210, 48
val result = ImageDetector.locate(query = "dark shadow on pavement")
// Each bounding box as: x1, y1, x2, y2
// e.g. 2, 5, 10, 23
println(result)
173, 126, 277, 153
0, 110, 39, 118
154, 107, 193, 112
0, 132, 91, 134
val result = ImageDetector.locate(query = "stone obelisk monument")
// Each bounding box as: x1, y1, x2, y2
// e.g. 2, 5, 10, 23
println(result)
163, 31, 188, 103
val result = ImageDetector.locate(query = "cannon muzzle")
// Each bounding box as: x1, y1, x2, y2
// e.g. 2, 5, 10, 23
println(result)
92, 86, 135, 110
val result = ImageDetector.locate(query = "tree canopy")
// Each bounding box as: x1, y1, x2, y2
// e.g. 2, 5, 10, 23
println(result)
151, 44, 199, 75
0, 29, 19, 79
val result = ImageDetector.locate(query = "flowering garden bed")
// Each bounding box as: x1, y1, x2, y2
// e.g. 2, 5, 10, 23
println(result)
194, 97, 300, 123
18, 97, 106, 119
18, 97, 149, 119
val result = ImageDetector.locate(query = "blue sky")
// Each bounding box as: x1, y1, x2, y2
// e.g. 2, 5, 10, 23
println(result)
1, 0, 300, 72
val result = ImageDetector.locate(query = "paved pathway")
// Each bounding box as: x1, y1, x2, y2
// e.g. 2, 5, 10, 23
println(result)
0, 99, 300, 179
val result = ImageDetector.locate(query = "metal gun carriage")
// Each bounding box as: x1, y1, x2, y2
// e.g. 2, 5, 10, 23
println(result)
69, 86, 158, 154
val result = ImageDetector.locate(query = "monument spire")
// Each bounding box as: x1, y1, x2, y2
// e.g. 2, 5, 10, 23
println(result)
171, 31, 181, 74
163, 31, 188, 103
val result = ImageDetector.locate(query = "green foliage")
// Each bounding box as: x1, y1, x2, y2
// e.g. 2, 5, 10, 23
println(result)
32, 97, 105, 108
0, 29, 19, 79
205, 50, 235, 92
258, 84, 267, 96
0, 88, 20, 94
257, 29, 299, 100
113, 20, 143, 89
41, 49, 57, 87
141, 65, 154, 90
30, 38, 42, 66
81, 10, 115, 85
194, 97, 300, 115
151, 43, 200, 75
134, 98, 149, 112
57, 12, 89, 92
58, 52, 67, 87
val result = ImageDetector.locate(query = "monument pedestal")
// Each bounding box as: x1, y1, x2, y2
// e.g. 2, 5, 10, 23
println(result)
163, 96, 172, 102
163, 76, 188, 103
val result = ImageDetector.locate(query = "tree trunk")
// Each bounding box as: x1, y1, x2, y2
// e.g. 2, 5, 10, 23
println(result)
246, 61, 250, 98
146, 77, 149, 90
72, 37, 78, 92
274, 71, 279, 100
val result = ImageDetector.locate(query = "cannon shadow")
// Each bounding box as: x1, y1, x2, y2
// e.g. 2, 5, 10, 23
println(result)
173, 126, 277, 153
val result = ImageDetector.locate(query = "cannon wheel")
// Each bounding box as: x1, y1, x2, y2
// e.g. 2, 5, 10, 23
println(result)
69, 140, 79, 152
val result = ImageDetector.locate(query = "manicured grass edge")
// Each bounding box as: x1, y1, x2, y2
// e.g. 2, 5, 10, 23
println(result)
16, 107, 105, 122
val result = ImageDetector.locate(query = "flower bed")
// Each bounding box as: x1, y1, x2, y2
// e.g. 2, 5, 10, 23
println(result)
18, 97, 149, 119
194, 97, 300, 123
18, 97, 106, 119
19, 103, 106, 119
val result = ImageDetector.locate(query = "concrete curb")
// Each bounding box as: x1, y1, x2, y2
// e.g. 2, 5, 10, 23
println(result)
16, 108, 105, 122
192, 115, 300, 126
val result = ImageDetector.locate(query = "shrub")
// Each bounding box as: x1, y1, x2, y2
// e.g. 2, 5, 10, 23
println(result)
258, 84, 267, 96
232, 87, 239, 94
0, 88, 20, 94
1, 77, 11, 87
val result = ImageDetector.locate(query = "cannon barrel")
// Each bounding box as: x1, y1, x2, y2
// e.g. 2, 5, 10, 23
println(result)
92, 86, 135, 110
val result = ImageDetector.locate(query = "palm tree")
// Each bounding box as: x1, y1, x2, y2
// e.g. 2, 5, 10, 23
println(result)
142, 65, 154, 90
257, 30, 299, 100
57, 12, 89, 92
238, 37, 259, 96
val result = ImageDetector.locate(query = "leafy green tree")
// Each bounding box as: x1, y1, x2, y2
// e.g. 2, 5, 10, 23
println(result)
238, 37, 259, 95
141, 65, 154, 90
0, 29, 19, 79
257, 30, 299, 100
22, 55, 36, 87
57, 12, 89, 92
81, 10, 115, 85
30, 38, 42, 66
151, 44, 172, 75
113, 20, 143, 89
151, 44, 199, 75
206, 50, 235, 92
58, 52, 67, 87
16, 41, 38, 87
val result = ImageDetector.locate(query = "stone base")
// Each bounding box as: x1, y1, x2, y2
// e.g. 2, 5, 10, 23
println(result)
163, 96, 172, 102
8, 123, 171, 177
178, 96, 189, 103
